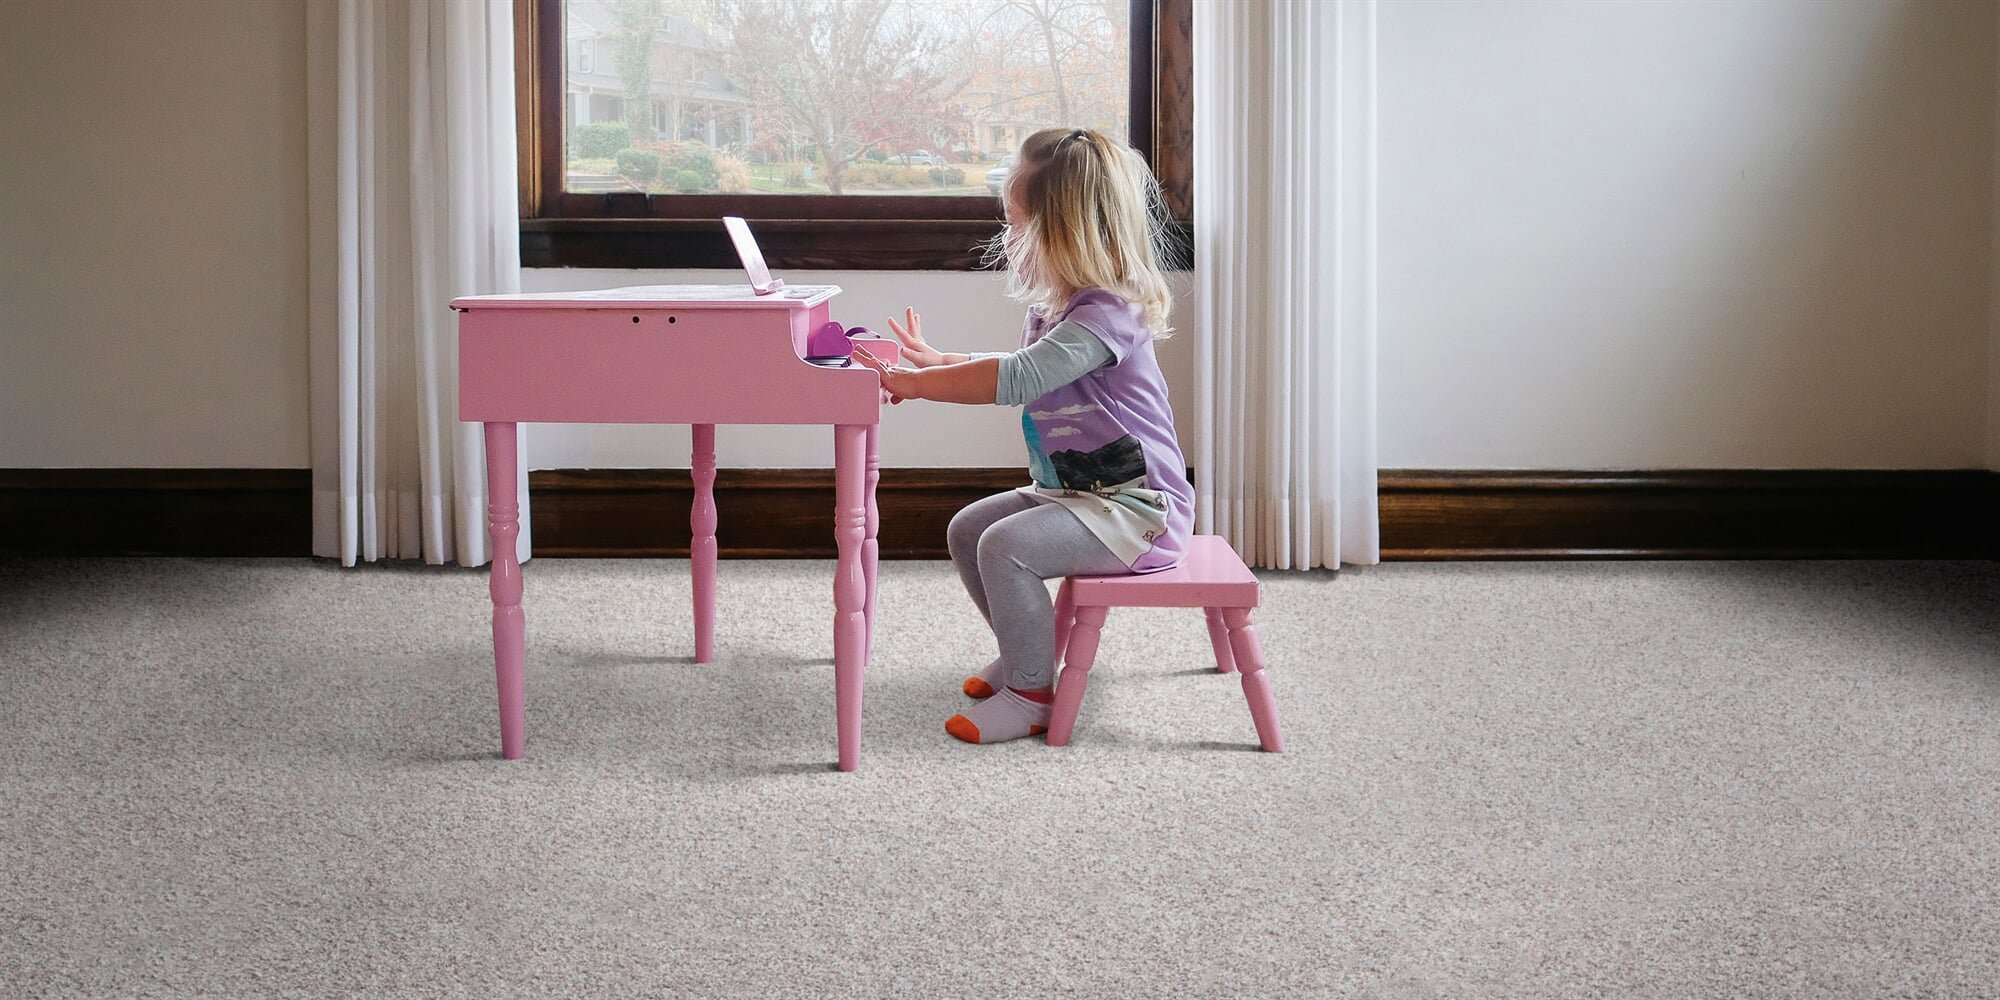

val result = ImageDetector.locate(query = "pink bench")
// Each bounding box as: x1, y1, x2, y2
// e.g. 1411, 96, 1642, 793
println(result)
1045, 535, 1284, 751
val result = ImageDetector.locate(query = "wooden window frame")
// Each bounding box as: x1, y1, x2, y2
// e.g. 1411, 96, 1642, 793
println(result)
514, 0, 1192, 270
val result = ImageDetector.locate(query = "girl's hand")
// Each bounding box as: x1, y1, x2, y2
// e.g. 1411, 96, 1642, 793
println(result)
851, 347, 917, 403
886, 307, 944, 368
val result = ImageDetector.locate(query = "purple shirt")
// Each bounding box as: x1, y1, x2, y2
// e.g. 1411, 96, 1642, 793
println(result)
1017, 289, 1194, 572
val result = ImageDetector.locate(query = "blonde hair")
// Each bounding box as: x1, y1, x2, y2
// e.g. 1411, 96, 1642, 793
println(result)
984, 128, 1178, 337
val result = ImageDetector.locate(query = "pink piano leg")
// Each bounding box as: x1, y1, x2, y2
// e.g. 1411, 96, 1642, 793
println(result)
483, 421, 526, 760
863, 421, 880, 666
833, 424, 868, 771
691, 423, 717, 664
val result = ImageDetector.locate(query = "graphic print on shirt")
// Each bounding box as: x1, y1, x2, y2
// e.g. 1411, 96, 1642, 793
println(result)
1023, 403, 1147, 492
1021, 410, 1061, 489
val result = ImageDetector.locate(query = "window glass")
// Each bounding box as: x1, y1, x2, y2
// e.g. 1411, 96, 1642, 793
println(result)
562, 0, 1131, 197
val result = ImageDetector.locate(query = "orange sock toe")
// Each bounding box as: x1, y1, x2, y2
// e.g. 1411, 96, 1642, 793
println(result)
945, 714, 982, 744
962, 677, 996, 699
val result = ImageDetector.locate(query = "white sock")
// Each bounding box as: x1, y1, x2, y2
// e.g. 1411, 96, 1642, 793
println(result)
963, 656, 1005, 698
945, 687, 1051, 744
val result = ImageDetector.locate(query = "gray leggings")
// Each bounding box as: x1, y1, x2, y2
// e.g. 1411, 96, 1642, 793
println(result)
947, 491, 1130, 689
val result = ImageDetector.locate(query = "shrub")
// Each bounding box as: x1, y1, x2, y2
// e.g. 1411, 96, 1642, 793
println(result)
843, 163, 886, 186
841, 163, 934, 188
573, 121, 629, 159
645, 140, 718, 190
614, 148, 660, 186
782, 163, 809, 187
713, 154, 752, 193
864, 147, 888, 163
672, 168, 706, 193
928, 166, 966, 186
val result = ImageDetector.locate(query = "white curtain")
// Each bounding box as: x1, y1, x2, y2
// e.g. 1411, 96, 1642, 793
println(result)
307, 0, 529, 567
1193, 0, 1380, 570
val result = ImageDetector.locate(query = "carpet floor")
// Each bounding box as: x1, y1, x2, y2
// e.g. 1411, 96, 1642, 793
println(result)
1, 557, 1996, 997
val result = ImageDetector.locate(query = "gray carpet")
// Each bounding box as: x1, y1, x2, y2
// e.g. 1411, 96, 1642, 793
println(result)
1, 557, 1996, 998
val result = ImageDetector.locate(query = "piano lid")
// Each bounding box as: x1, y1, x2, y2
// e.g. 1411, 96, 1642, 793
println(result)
452, 284, 841, 310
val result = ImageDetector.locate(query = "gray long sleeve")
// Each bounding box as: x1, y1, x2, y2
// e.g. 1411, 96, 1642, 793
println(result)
972, 321, 1115, 406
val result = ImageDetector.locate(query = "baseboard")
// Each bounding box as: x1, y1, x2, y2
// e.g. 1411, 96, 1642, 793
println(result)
528, 467, 1022, 558
2, 467, 1993, 560
0, 468, 311, 557
1378, 469, 1998, 560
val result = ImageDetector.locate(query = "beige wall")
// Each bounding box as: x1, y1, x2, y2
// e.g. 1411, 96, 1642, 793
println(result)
3, 0, 1997, 473
0, 0, 309, 467
1379, 0, 1996, 469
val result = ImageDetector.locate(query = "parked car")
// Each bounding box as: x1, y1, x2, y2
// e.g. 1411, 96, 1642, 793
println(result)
985, 154, 1016, 196
894, 149, 940, 166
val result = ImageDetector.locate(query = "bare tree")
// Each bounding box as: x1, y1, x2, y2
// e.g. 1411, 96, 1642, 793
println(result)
713, 0, 966, 193
1000, 0, 1124, 127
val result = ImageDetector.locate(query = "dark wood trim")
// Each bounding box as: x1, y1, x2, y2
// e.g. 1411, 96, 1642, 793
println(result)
516, 0, 1194, 270
1127, 0, 1155, 176
1151, 0, 1193, 221
0, 469, 310, 557
527, 467, 1024, 557
1379, 469, 1999, 560
521, 217, 1005, 271
531, 0, 563, 219
513, 0, 536, 219
6, 467, 1991, 560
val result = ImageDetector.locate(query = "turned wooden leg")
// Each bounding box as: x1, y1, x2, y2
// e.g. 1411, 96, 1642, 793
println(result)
1045, 605, 1108, 747
1205, 607, 1236, 673
832, 424, 868, 771
483, 421, 526, 760
863, 421, 879, 667
691, 423, 717, 664
1052, 578, 1076, 672
1223, 607, 1283, 752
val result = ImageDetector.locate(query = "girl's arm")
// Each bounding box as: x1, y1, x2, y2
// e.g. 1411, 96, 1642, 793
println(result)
853, 352, 999, 404
854, 321, 1113, 407
882, 307, 1009, 368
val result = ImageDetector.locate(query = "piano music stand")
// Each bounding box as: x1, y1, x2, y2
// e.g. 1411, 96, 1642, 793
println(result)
452, 282, 898, 771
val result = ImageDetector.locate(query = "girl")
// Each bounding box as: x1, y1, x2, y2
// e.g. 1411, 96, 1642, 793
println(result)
851, 127, 1191, 745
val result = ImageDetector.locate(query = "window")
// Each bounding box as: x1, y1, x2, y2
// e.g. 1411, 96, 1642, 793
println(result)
516, 0, 1191, 270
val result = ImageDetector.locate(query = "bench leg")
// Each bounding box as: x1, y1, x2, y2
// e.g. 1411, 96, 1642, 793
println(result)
1204, 608, 1235, 673
1223, 607, 1283, 752
1053, 578, 1076, 672
1045, 605, 1108, 747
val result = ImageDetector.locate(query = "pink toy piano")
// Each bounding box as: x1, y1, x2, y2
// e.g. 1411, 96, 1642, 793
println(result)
452, 218, 899, 771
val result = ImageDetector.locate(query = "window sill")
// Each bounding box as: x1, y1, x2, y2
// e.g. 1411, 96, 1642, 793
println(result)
520, 216, 1194, 272
520, 216, 1005, 271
